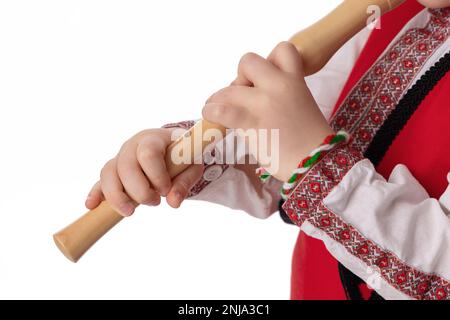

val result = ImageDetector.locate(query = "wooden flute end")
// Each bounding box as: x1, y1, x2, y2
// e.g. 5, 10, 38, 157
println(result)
53, 0, 408, 263
53, 201, 124, 263
54, 120, 226, 262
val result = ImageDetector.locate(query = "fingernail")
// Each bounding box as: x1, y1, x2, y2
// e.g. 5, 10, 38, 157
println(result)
120, 202, 135, 217
158, 186, 171, 197
174, 191, 184, 207
85, 195, 93, 205
144, 197, 161, 207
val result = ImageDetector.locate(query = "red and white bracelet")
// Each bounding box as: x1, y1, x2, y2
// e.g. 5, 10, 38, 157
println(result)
256, 130, 350, 200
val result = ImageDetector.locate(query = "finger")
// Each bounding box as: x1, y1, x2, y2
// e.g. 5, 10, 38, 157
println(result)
202, 102, 256, 129
100, 159, 137, 217
207, 85, 258, 109
166, 164, 204, 209
237, 52, 284, 89
267, 41, 305, 78
230, 73, 253, 87
85, 181, 104, 210
206, 80, 255, 105
137, 137, 172, 197
209, 74, 252, 105
230, 77, 252, 87
203, 86, 259, 128
117, 144, 161, 207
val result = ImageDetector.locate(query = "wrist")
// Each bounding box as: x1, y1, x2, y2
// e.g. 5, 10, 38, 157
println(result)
277, 125, 334, 182
279, 130, 350, 200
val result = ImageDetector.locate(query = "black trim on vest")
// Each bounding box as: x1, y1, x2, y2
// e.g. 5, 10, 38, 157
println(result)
340, 50, 449, 300
280, 52, 450, 225
369, 290, 385, 300
365, 51, 450, 166
278, 200, 294, 225
280, 51, 450, 300
338, 263, 365, 300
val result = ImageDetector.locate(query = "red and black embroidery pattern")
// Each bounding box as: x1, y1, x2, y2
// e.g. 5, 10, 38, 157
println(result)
283, 9, 450, 300
283, 145, 450, 300
162, 120, 197, 131
331, 8, 449, 154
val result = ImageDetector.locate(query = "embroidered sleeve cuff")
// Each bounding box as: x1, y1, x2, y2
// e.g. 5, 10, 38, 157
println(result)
281, 144, 363, 226
162, 120, 197, 131
282, 144, 450, 300
162, 120, 229, 197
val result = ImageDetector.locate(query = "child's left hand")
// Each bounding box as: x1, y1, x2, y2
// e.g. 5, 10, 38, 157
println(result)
202, 42, 334, 182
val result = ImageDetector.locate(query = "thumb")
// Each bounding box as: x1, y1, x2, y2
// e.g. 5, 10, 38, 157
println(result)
166, 164, 204, 208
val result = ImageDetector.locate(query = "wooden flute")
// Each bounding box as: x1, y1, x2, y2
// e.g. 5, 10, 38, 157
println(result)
53, 0, 406, 263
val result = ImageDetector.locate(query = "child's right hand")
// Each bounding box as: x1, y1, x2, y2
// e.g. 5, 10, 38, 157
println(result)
85, 128, 205, 217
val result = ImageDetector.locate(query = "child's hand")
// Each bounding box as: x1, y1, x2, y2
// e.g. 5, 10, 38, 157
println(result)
203, 42, 333, 182
85, 128, 204, 216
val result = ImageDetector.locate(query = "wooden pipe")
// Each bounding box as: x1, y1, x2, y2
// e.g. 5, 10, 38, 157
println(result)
54, 120, 226, 262
290, 0, 405, 75
54, 0, 406, 263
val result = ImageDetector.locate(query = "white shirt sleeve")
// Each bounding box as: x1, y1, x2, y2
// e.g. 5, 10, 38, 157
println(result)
284, 9, 450, 299
281, 142, 450, 300
305, 27, 372, 120
183, 29, 371, 218
313, 161, 450, 300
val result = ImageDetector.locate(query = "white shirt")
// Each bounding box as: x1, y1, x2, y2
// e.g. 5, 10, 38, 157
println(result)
178, 8, 450, 300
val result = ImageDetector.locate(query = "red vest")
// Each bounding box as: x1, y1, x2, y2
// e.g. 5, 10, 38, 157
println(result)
291, 0, 450, 300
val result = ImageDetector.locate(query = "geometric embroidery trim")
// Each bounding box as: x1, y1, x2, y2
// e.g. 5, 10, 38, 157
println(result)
284, 8, 450, 300
282, 145, 450, 300
330, 8, 450, 154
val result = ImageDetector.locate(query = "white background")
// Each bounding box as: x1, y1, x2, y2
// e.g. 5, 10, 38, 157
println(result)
0, 0, 341, 299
